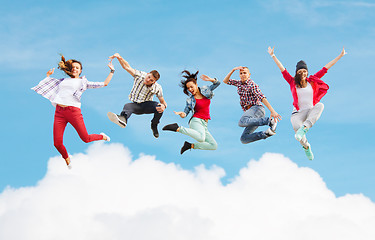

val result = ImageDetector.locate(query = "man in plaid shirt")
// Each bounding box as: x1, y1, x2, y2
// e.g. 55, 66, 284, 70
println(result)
224, 66, 281, 144
107, 53, 167, 138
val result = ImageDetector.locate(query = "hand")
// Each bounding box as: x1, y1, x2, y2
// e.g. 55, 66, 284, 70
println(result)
108, 61, 115, 71
200, 74, 215, 82
268, 46, 275, 56
340, 47, 347, 56
108, 53, 121, 61
270, 111, 282, 123
233, 66, 243, 71
156, 103, 166, 113
174, 111, 186, 118
46, 68, 54, 77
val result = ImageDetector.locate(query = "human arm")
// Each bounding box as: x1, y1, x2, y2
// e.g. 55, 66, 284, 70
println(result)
201, 75, 220, 91
268, 46, 286, 72
156, 96, 167, 113
108, 53, 136, 77
223, 66, 243, 84
262, 98, 282, 122
103, 62, 115, 86
324, 47, 347, 70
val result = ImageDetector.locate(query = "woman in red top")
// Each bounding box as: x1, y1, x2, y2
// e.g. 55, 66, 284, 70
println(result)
268, 47, 346, 160
162, 70, 220, 154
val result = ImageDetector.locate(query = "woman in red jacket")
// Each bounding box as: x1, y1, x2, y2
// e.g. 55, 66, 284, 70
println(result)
268, 47, 346, 160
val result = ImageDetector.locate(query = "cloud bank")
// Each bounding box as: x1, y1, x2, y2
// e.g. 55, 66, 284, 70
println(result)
0, 142, 374, 240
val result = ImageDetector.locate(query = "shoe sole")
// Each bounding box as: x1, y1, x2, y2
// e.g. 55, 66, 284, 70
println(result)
107, 112, 126, 128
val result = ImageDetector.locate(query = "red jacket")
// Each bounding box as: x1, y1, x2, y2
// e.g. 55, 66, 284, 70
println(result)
282, 67, 329, 111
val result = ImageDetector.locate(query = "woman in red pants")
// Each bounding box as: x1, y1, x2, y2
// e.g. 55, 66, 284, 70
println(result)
32, 55, 115, 168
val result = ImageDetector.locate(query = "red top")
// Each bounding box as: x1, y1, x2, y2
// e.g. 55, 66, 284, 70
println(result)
193, 97, 211, 120
282, 67, 329, 111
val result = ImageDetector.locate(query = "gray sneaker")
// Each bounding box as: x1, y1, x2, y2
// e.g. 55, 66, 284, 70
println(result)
107, 112, 127, 128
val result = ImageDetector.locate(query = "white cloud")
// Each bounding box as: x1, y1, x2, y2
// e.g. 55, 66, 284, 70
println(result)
0, 142, 374, 240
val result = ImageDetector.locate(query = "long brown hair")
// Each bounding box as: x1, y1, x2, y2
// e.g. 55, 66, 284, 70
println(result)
180, 70, 199, 96
58, 55, 83, 78
294, 71, 308, 88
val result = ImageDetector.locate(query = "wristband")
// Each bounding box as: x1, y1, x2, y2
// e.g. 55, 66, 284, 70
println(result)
271, 54, 275, 58
110, 69, 115, 73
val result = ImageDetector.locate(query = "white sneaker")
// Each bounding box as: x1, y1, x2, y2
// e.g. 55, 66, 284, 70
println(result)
269, 118, 277, 133
101, 132, 110, 142
107, 112, 127, 128
265, 128, 276, 136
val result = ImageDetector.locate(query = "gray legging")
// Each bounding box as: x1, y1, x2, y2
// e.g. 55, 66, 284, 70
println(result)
290, 102, 324, 148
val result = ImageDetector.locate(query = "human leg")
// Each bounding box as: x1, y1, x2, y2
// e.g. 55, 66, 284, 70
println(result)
291, 110, 310, 148
238, 105, 269, 127
239, 106, 269, 144
67, 107, 104, 143
53, 107, 69, 160
178, 118, 206, 142
192, 126, 218, 150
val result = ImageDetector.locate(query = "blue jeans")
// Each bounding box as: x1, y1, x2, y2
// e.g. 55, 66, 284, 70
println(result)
121, 101, 163, 125
238, 105, 270, 144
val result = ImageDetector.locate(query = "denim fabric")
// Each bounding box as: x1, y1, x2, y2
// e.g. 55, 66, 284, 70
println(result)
121, 101, 163, 125
179, 117, 217, 150
238, 105, 270, 144
183, 79, 220, 116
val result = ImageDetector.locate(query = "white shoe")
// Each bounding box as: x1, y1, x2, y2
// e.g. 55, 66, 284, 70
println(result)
107, 112, 126, 128
101, 132, 110, 142
265, 128, 276, 136
269, 118, 277, 133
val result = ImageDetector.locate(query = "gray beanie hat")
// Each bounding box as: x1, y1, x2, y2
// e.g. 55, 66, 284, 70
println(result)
296, 60, 308, 72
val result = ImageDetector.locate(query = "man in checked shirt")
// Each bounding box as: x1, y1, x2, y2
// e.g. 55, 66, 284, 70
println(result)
223, 66, 281, 144
107, 53, 167, 138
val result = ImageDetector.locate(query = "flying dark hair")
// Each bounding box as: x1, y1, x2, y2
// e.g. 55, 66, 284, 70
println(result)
180, 70, 199, 96
58, 55, 82, 78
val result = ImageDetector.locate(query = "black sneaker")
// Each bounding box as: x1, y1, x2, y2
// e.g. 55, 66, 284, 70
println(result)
162, 123, 179, 132
107, 112, 127, 128
180, 141, 192, 154
151, 124, 159, 138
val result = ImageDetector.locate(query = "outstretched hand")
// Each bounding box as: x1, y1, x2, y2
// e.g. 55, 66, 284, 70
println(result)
46, 68, 54, 77
270, 111, 282, 123
267, 46, 275, 56
200, 74, 215, 82
108, 61, 115, 71
108, 53, 121, 61
174, 111, 186, 118
340, 47, 347, 56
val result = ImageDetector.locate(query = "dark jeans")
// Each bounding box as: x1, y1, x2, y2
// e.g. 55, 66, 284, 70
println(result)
120, 101, 163, 125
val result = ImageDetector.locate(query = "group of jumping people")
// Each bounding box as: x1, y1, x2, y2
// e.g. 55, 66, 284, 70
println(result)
32, 47, 346, 168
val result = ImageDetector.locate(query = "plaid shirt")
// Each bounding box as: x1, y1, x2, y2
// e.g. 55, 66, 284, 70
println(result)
227, 78, 265, 111
31, 76, 104, 107
129, 70, 163, 103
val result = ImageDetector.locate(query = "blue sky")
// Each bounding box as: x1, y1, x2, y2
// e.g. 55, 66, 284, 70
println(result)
1, 0, 374, 203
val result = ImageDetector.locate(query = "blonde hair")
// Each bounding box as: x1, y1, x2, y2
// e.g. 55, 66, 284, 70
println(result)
58, 55, 82, 78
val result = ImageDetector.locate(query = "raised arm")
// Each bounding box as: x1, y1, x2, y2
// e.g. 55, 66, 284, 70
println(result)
109, 53, 136, 77
200, 75, 220, 91
268, 46, 285, 72
324, 47, 347, 70
223, 66, 242, 84
103, 62, 115, 86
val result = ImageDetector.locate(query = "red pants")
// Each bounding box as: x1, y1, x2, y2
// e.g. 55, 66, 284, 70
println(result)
53, 105, 103, 159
